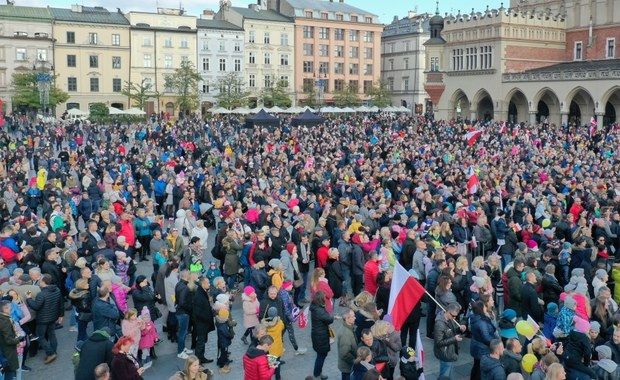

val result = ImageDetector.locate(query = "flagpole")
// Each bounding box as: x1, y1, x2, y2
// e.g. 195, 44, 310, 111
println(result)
424, 290, 463, 330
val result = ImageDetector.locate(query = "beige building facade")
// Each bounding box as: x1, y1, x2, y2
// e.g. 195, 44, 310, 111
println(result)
126, 9, 197, 116
50, 5, 130, 112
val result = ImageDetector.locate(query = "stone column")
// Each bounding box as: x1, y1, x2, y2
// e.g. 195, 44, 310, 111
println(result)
561, 112, 569, 126
529, 111, 537, 125
596, 112, 605, 130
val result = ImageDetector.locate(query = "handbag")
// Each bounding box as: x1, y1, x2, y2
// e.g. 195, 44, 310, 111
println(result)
293, 268, 304, 288
182, 217, 190, 236
78, 312, 93, 322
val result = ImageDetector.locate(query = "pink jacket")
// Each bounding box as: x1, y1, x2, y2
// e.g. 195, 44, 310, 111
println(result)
311, 279, 334, 315
242, 294, 260, 329
121, 319, 142, 344
139, 320, 158, 350
112, 283, 129, 313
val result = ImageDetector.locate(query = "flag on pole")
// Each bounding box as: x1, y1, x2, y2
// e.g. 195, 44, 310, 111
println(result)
387, 262, 425, 331
589, 116, 597, 137
499, 121, 506, 134
298, 306, 309, 329
513, 124, 519, 137
465, 130, 482, 146
467, 166, 479, 194
415, 329, 426, 380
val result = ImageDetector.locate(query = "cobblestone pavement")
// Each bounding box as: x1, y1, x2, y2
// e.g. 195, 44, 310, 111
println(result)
26, 229, 475, 380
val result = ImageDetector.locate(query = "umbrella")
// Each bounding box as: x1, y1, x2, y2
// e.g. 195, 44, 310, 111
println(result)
209, 107, 231, 114
124, 107, 147, 115
356, 106, 370, 112
250, 107, 262, 113
108, 106, 124, 115
231, 107, 251, 114
284, 107, 300, 114
396, 106, 412, 113
267, 106, 285, 113
341, 107, 356, 113
67, 108, 88, 116
382, 106, 397, 112
368, 106, 379, 113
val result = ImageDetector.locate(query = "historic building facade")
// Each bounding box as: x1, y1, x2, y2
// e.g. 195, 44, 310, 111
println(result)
197, 10, 245, 112
125, 8, 197, 116
381, 13, 430, 111
50, 5, 130, 112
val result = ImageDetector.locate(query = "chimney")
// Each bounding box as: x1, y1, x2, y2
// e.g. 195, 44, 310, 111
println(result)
249, 3, 258, 11
71, 4, 83, 13
202, 9, 215, 19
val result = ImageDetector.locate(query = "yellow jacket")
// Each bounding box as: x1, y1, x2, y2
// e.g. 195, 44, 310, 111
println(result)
265, 317, 285, 357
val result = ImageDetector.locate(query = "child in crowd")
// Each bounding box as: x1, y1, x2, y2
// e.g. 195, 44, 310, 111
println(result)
121, 308, 143, 359
138, 307, 158, 362
111, 275, 130, 313
542, 302, 559, 342
206, 262, 222, 287
399, 346, 424, 380
558, 242, 571, 284
241, 286, 260, 345
216, 308, 234, 374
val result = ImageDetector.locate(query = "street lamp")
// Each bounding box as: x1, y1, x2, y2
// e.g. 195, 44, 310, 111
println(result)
33, 59, 53, 116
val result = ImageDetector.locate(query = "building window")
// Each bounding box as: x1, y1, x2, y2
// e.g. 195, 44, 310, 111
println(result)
280, 75, 289, 87
334, 62, 344, 74
363, 80, 372, 94
67, 54, 76, 67
388, 59, 394, 70
90, 77, 99, 92
403, 78, 409, 91
303, 43, 313, 56
349, 47, 359, 58
235, 59, 241, 71
202, 84, 209, 93
112, 56, 121, 69
280, 54, 289, 66
303, 61, 314, 73
452, 49, 463, 70
144, 54, 152, 68
113, 78, 121, 92
431, 56, 439, 71
112, 34, 120, 46
181, 56, 188, 63
68, 77, 77, 91
349, 30, 359, 42
387, 77, 394, 91
143, 36, 152, 46
607, 38, 615, 58
66, 31, 75, 43
334, 79, 345, 91
404, 41, 410, 51
303, 26, 314, 38
202, 41, 209, 51
349, 63, 358, 75
89, 32, 97, 45
335, 46, 344, 57
219, 58, 226, 71
180, 38, 188, 48
305, 11, 313, 18
364, 47, 373, 59
303, 78, 313, 92
249, 74, 256, 87
351, 15, 358, 22
202, 58, 209, 71
336, 14, 343, 21
234, 41, 241, 51
319, 62, 329, 74
364, 64, 373, 75
264, 53, 271, 65
365, 17, 372, 23
249, 52, 255, 64
34, 48, 46, 62
335, 29, 344, 40
388, 43, 395, 53
404, 59, 409, 69
319, 45, 329, 57
479, 46, 492, 69
280, 33, 288, 46
219, 41, 225, 52
264, 32, 270, 44
89, 55, 98, 68
319, 27, 329, 39
321, 12, 328, 20
363, 31, 373, 42
264, 75, 271, 88
164, 55, 173, 68
249, 31, 255, 43
349, 80, 358, 92
574, 41, 583, 61
164, 37, 172, 48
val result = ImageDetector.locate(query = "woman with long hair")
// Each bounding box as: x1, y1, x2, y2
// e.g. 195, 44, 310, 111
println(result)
591, 295, 612, 341
169, 354, 213, 380
435, 274, 457, 309
350, 346, 373, 380
374, 270, 392, 319
310, 290, 334, 380
310, 268, 334, 315
545, 362, 566, 380
110, 336, 145, 380
469, 300, 498, 380
164, 261, 180, 342
453, 256, 471, 312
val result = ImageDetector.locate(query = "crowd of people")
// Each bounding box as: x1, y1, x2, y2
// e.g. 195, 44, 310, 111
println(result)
0, 110, 617, 380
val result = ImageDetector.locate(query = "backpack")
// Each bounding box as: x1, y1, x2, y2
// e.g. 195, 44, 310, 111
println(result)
65, 273, 75, 292
212, 239, 224, 261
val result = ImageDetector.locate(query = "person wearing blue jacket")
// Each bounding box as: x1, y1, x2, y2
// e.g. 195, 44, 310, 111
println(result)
470, 300, 498, 380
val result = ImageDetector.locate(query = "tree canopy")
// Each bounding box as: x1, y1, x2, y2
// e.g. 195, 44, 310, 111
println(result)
214, 72, 249, 110
260, 80, 292, 108
11, 72, 69, 112
121, 79, 157, 110
333, 83, 361, 107
163, 60, 202, 113
367, 80, 392, 108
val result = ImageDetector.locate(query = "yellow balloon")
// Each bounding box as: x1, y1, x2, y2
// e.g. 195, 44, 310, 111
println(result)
521, 353, 538, 373
516, 320, 534, 337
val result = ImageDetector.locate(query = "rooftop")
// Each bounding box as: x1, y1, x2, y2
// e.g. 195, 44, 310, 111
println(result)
196, 19, 243, 31
0, 5, 52, 20
525, 59, 620, 73
230, 6, 292, 23
49, 6, 129, 25
383, 14, 430, 37
287, 0, 377, 17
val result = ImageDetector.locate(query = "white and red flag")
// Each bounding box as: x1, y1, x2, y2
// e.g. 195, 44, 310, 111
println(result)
465, 130, 482, 146
467, 166, 480, 194
387, 262, 425, 331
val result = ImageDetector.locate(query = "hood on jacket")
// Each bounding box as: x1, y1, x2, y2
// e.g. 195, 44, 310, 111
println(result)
246, 346, 268, 359
597, 358, 618, 373
506, 267, 521, 279
89, 329, 112, 342
176, 209, 186, 218
502, 350, 522, 361
241, 293, 254, 302
68, 288, 89, 300
481, 355, 503, 370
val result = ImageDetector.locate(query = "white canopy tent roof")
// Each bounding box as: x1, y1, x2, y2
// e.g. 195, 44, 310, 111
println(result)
108, 106, 124, 115
267, 106, 285, 113
209, 107, 231, 114
231, 107, 251, 114
67, 108, 88, 116
124, 107, 147, 115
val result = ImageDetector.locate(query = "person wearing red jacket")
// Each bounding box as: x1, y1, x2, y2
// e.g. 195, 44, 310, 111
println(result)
243, 335, 277, 380
316, 236, 330, 268
364, 251, 380, 296
118, 212, 136, 247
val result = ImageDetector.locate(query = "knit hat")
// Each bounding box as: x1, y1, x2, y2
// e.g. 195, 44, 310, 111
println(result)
589, 321, 601, 333
268, 307, 278, 318
268, 258, 281, 269
75, 257, 87, 269
564, 283, 576, 292
244, 286, 255, 296
286, 242, 296, 255
472, 276, 486, 288
216, 294, 230, 304
517, 242, 527, 251
218, 308, 230, 319
595, 269, 608, 280
501, 309, 517, 321
400, 347, 415, 362
573, 316, 590, 333
563, 296, 577, 310
140, 307, 150, 318
596, 345, 612, 359
527, 240, 538, 250
575, 282, 588, 295
547, 302, 558, 314
282, 281, 293, 289
571, 268, 585, 277
562, 242, 572, 249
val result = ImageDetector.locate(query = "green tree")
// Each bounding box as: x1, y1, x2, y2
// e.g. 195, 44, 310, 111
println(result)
121, 79, 157, 110
11, 72, 69, 112
163, 60, 202, 113
367, 80, 392, 108
301, 81, 317, 108
214, 72, 250, 109
333, 83, 361, 107
260, 80, 292, 108
89, 102, 108, 117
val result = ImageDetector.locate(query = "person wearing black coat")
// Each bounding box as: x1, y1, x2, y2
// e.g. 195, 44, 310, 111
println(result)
564, 328, 597, 379
324, 256, 344, 299
41, 250, 64, 287
74, 328, 114, 380
541, 268, 563, 305
425, 260, 445, 339
500, 338, 522, 377
310, 290, 334, 379
193, 276, 215, 365
0, 301, 22, 377
400, 233, 416, 270
520, 272, 544, 323
374, 271, 391, 319
131, 275, 160, 321
26, 274, 64, 363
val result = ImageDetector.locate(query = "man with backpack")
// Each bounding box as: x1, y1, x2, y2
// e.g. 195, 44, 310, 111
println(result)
74, 328, 114, 380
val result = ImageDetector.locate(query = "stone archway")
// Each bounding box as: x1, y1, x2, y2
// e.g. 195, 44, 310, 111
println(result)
165, 102, 175, 115
472, 89, 494, 121
505, 88, 529, 123
600, 86, 620, 126
565, 87, 595, 126
449, 89, 470, 121
533, 88, 561, 126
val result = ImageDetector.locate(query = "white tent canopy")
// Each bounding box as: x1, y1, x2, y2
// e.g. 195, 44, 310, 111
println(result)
341, 107, 356, 113
368, 106, 379, 113
267, 106, 284, 113
396, 106, 412, 113
231, 107, 251, 114
210, 107, 231, 114
124, 107, 146, 115
67, 108, 88, 116
108, 106, 124, 115
355, 106, 370, 112
300, 106, 317, 113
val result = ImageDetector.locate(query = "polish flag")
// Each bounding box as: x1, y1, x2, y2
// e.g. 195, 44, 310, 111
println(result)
499, 121, 506, 134
415, 329, 426, 380
387, 262, 425, 331
467, 166, 479, 194
589, 117, 597, 137
465, 130, 482, 146
513, 124, 519, 137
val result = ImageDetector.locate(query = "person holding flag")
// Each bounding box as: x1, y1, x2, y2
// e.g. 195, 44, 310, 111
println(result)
433, 303, 466, 378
